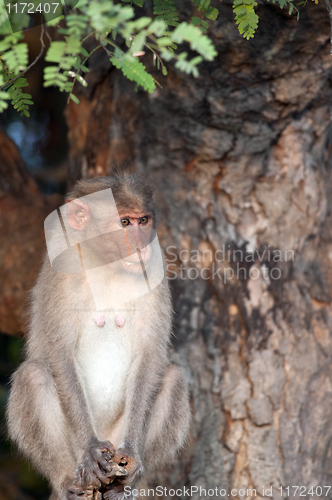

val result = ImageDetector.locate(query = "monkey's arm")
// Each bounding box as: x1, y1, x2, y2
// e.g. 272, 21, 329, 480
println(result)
50, 354, 93, 438
114, 342, 168, 485
113, 282, 173, 482
48, 352, 116, 489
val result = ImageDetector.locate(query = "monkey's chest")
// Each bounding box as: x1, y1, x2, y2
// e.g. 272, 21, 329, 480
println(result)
75, 319, 132, 421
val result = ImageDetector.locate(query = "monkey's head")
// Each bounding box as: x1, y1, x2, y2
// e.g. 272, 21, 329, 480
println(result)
65, 173, 156, 275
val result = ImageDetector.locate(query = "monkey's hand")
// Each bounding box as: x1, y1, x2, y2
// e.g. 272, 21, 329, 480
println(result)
76, 440, 117, 490
112, 448, 144, 487
67, 481, 102, 500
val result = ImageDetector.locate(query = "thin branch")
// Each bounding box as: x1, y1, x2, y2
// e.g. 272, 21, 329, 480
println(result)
44, 22, 53, 45
101, 43, 112, 58
101, 36, 118, 51
81, 30, 97, 45
66, 44, 103, 104
324, 0, 332, 54
0, 23, 46, 89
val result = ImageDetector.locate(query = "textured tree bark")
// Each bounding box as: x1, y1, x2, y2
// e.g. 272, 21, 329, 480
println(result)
64, 1, 332, 498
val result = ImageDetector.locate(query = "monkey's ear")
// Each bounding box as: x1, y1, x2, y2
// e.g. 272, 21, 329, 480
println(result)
65, 199, 90, 231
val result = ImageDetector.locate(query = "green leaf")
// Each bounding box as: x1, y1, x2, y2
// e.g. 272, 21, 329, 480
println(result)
174, 54, 202, 77
171, 22, 217, 60
0, 101, 9, 111
205, 6, 218, 20
45, 41, 67, 63
110, 53, 155, 93
80, 47, 89, 58
46, 15, 64, 26
153, 0, 179, 28
147, 19, 167, 35
157, 36, 173, 47
13, 78, 29, 87
130, 31, 146, 53
190, 16, 208, 33
160, 49, 173, 61
130, 16, 151, 30
190, 0, 219, 19
70, 93, 80, 104
233, 0, 258, 38
191, 16, 201, 25
5, 77, 33, 116
2, 43, 28, 72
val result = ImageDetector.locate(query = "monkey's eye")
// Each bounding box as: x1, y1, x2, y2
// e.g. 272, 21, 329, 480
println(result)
121, 218, 130, 227
139, 216, 149, 225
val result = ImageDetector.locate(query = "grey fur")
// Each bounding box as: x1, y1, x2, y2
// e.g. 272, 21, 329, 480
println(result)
7, 174, 190, 500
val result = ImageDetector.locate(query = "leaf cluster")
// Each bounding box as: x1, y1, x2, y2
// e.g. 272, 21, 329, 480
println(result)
0, 0, 301, 115
232, 0, 299, 40
233, 0, 258, 40
0, 25, 32, 115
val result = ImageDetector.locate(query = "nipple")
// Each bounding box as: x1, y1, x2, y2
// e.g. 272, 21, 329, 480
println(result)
115, 314, 125, 327
93, 313, 105, 328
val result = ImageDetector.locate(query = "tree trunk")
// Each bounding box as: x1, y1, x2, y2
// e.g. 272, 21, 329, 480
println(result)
0, 128, 61, 335
65, 2, 332, 497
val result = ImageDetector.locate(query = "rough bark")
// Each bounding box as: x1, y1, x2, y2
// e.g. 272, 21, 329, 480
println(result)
0, 128, 61, 335
67, 1, 332, 497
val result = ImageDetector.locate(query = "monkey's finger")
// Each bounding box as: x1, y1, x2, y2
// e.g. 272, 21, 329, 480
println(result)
92, 465, 111, 485
105, 463, 127, 479
95, 457, 114, 472
77, 468, 101, 490
67, 483, 85, 499
113, 465, 128, 478
85, 473, 101, 490
112, 450, 129, 467
67, 493, 84, 500
89, 449, 114, 471
99, 440, 116, 455
96, 455, 115, 472
103, 450, 114, 462
68, 483, 85, 495
103, 485, 126, 500
84, 479, 101, 491
103, 491, 127, 500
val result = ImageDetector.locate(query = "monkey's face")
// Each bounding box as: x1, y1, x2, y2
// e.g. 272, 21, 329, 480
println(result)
97, 211, 154, 275
46, 185, 164, 308
118, 211, 153, 274
60, 191, 156, 277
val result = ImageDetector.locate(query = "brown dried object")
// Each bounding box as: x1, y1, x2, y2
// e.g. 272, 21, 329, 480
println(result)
95, 450, 128, 499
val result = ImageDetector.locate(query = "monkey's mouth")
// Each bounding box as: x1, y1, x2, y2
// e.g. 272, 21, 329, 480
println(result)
120, 259, 150, 275
120, 246, 152, 274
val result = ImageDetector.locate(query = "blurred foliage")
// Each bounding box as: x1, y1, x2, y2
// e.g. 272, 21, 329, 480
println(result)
0, 0, 303, 115
0, 0, 220, 115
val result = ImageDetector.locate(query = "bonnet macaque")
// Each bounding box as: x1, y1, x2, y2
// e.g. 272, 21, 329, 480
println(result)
7, 173, 190, 500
